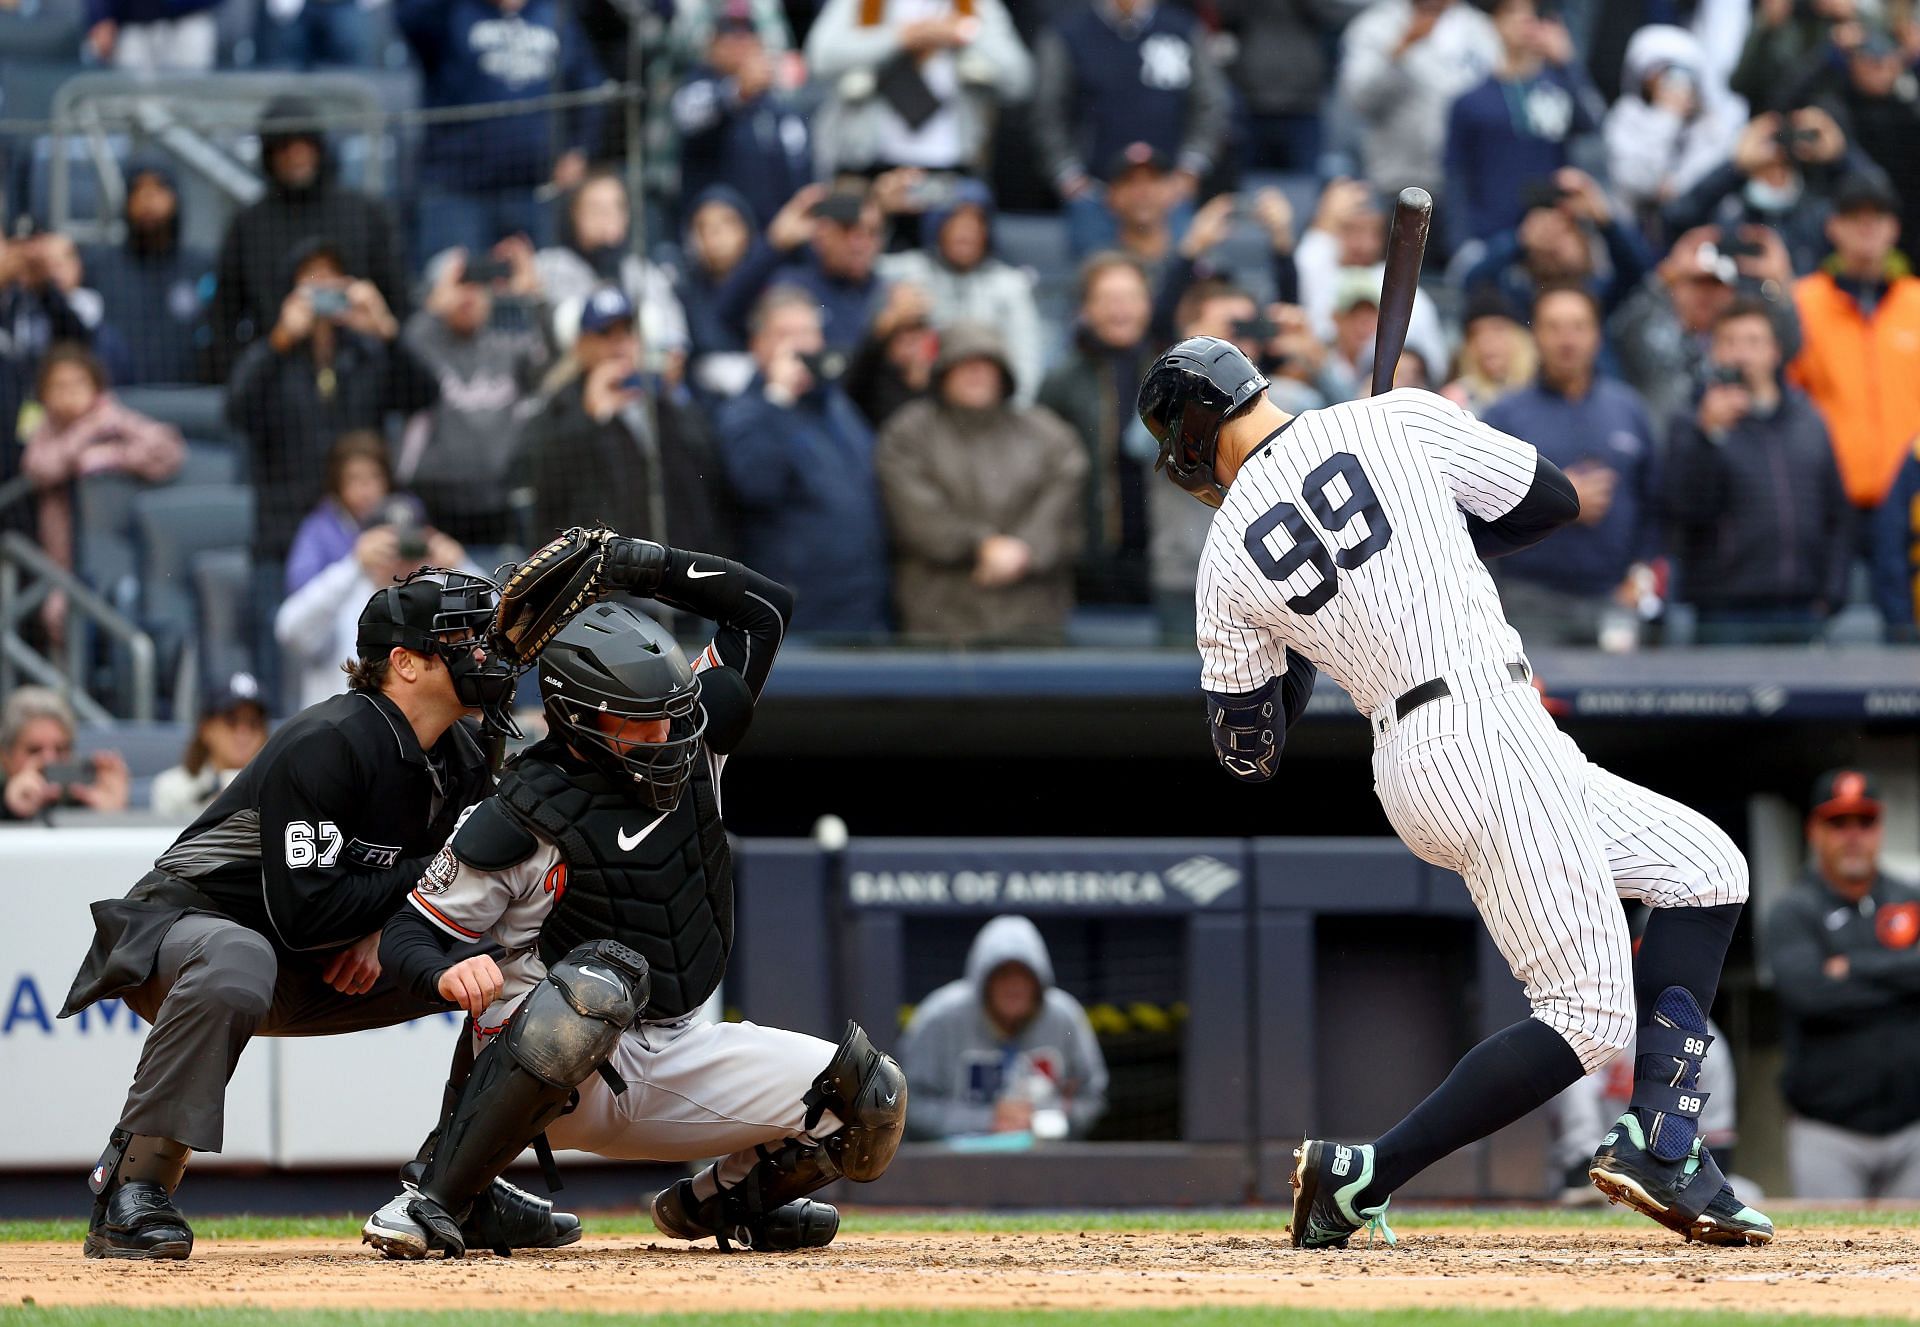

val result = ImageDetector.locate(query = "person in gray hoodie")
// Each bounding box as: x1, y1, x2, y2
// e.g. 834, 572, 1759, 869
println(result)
898, 915, 1109, 1141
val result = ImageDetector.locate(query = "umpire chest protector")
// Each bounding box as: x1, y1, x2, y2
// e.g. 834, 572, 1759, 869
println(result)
495, 747, 732, 1020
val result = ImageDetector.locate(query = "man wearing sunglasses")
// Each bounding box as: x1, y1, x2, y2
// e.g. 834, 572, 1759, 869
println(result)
1765, 769, 1920, 1200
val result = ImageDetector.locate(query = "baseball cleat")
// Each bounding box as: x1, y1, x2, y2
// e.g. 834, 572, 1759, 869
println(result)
1589, 1112, 1773, 1246
364, 1178, 580, 1259
1288, 1138, 1396, 1250
363, 1185, 432, 1260
84, 1181, 193, 1260
651, 1177, 841, 1252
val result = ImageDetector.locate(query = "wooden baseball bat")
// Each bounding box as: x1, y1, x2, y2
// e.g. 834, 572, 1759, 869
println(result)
1370, 186, 1434, 397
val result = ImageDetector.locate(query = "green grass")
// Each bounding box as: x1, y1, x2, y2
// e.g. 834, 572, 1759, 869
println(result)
4, 1205, 1917, 1244
2, 1311, 1916, 1327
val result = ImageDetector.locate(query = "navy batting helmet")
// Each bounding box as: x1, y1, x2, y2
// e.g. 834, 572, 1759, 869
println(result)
1135, 336, 1269, 507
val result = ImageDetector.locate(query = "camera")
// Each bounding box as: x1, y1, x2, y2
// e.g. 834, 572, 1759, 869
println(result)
1232, 316, 1278, 343
307, 285, 350, 317
1521, 178, 1571, 212
798, 350, 847, 382
1705, 363, 1746, 388
378, 498, 429, 560
1714, 230, 1760, 260
1773, 125, 1821, 153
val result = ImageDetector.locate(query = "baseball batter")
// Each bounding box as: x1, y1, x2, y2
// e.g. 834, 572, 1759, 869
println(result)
1136, 336, 1771, 1248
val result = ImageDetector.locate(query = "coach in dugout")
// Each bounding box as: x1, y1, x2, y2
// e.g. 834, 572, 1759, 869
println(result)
57, 573, 573, 1261
1764, 769, 1920, 1199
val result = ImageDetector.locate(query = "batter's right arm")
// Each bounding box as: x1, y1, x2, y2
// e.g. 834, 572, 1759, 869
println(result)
1196, 547, 1313, 784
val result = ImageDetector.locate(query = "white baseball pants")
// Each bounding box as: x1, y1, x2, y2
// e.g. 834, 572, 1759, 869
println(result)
1370, 666, 1748, 1072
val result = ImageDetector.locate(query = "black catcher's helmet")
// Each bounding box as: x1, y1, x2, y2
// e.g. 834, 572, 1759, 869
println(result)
1135, 336, 1269, 507
356, 567, 521, 737
538, 602, 709, 811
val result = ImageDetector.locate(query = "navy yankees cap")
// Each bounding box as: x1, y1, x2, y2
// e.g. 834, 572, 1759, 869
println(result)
578, 285, 636, 335
202, 670, 267, 719
1810, 769, 1882, 821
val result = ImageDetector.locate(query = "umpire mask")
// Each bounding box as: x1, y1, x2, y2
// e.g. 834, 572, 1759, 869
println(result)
357, 568, 523, 739
538, 603, 709, 812
1136, 336, 1269, 507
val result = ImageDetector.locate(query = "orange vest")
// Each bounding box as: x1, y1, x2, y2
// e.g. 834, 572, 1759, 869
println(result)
1787, 271, 1920, 508
858, 0, 973, 20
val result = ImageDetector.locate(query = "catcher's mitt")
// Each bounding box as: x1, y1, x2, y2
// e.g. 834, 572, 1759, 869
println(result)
489, 527, 614, 668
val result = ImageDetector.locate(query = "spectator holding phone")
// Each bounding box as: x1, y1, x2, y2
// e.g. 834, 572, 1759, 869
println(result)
714, 285, 889, 636
227, 240, 439, 585
1666, 300, 1852, 643
671, 4, 814, 231
284, 432, 423, 596
1611, 223, 1803, 435
773, 188, 888, 352
1663, 106, 1869, 276
1463, 167, 1655, 326
150, 672, 270, 819
515, 285, 730, 556
400, 239, 552, 546
1, 686, 129, 823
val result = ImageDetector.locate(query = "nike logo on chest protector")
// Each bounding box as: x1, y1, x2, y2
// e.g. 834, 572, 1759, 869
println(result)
617, 811, 672, 852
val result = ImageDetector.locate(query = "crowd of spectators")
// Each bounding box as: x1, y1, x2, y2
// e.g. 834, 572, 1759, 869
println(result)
4, 0, 1920, 723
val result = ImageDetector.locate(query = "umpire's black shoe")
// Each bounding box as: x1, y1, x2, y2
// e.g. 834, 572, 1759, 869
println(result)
84, 1182, 193, 1260
651, 1178, 840, 1252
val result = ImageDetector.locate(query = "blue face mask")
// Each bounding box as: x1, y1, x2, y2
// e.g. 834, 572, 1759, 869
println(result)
1743, 175, 1802, 215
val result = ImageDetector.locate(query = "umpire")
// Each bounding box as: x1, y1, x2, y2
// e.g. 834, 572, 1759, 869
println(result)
60, 571, 510, 1260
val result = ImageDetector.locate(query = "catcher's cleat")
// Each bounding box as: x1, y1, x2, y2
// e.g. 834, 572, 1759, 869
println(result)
84, 1181, 193, 1260
1288, 1138, 1396, 1250
365, 1177, 581, 1259
651, 1177, 841, 1252
1589, 1113, 1774, 1246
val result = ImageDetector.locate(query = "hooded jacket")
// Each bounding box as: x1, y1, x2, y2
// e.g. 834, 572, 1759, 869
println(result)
876, 181, 1046, 403
207, 96, 409, 381
398, 0, 606, 193
875, 322, 1086, 643
1603, 25, 1743, 220
897, 914, 1109, 1141
674, 186, 781, 399
82, 155, 213, 386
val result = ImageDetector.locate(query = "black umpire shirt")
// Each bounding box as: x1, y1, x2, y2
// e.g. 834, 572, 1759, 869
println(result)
63, 689, 490, 1015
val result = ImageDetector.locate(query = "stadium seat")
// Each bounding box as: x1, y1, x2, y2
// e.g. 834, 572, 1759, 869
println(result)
193, 545, 255, 690
176, 441, 242, 488
73, 472, 145, 620
133, 484, 254, 695
115, 385, 232, 443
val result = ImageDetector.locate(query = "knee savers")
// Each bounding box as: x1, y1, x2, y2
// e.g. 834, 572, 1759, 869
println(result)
420, 941, 648, 1211
803, 1021, 907, 1183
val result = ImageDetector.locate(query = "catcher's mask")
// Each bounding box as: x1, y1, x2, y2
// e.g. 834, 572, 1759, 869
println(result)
1136, 335, 1269, 508
356, 568, 522, 738
538, 602, 708, 812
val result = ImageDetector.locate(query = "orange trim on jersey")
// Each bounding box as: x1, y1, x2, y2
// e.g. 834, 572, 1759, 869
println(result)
409, 891, 482, 939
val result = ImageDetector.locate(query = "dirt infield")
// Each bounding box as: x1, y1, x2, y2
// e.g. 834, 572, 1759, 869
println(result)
7, 1224, 1920, 1318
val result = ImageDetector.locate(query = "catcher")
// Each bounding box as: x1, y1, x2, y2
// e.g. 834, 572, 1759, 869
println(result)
362, 537, 906, 1258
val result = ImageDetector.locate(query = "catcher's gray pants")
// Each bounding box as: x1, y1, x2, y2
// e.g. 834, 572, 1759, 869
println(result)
120, 914, 445, 1152
1788, 1116, 1920, 1199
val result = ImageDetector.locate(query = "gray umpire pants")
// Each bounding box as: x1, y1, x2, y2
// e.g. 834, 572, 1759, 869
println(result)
1788, 1116, 1920, 1200
119, 913, 447, 1153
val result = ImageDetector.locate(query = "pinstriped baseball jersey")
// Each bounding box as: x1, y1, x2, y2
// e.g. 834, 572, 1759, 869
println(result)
1197, 389, 1537, 713
1192, 387, 1748, 1072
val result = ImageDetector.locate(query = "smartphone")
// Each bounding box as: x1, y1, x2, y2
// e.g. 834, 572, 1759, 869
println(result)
461, 257, 513, 286
1705, 363, 1746, 388
1233, 316, 1278, 343
1715, 232, 1760, 260
307, 286, 350, 317
43, 759, 96, 789
1521, 178, 1568, 212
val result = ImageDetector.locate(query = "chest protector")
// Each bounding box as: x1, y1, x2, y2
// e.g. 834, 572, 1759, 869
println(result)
497, 748, 732, 1020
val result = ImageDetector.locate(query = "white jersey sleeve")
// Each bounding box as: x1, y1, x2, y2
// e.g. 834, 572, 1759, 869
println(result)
1394, 390, 1538, 522
407, 804, 556, 942
1196, 528, 1291, 696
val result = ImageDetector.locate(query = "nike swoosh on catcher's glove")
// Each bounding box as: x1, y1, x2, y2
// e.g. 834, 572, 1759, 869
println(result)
489, 527, 615, 668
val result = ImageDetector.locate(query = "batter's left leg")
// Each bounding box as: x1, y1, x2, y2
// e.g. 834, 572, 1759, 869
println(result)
1579, 760, 1771, 1244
